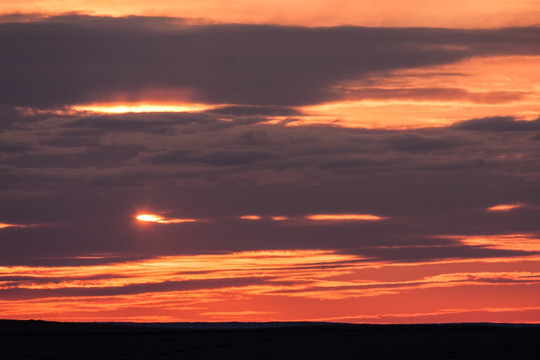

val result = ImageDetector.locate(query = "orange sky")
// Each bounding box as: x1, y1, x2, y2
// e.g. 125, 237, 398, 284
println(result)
1, 238, 539, 323
2, 0, 540, 28
296, 56, 540, 129
1, 1, 540, 325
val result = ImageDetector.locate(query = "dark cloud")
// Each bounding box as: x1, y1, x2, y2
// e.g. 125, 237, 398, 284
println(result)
1, 15, 539, 108
386, 134, 458, 152
1, 144, 146, 169
0, 140, 35, 153
453, 116, 540, 131
143, 149, 275, 166
208, 106, 301, 117
0, 277, 269, 300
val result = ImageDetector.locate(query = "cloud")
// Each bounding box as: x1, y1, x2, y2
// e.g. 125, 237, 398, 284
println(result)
1, 16, 540, 109
0, 141, 35, 154
453, 116, 540, 131
0, 222, 44, 230
209, 106, 301, 117
238, 215, 262, 220
486, 203, 525, 212
341, 87, 528, 104
305, 213, 387, 221
386, 134, 458, 152
145, 149, 275, 167
449, 234, 540, 252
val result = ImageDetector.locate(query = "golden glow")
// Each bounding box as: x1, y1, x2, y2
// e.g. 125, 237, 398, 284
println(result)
2, 0, 539, 28
296, 56, 540, 129
306, 213, 386, 221
71, 103, 215, 114
136, 214, 198, 224
271, 216, 289, 221
487, 203, 525, 212
238, 215, 262, 220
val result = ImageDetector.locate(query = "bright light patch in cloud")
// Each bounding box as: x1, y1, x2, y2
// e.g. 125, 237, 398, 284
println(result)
136, 214, 198, 224
71, 103, 215, 114
306, 214, 387, 221
487, 203, 524, 212
238, 215, 262, 220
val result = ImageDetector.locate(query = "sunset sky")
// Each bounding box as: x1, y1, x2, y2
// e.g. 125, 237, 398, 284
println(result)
1, 1, 539, 323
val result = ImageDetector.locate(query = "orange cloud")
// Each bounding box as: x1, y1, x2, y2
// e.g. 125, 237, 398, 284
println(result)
487, 203, 524, 212
296, 56, 540, 129
238, 215, 262, 220
0, 222, 41, 230
306, 213, 387, 221
453, 234, 540, 252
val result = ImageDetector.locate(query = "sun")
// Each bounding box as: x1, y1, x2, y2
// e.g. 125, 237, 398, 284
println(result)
136, 214, 165, 223
136, 213, 199, 224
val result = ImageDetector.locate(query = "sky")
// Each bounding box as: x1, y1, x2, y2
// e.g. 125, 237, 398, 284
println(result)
0, 1, 539, 323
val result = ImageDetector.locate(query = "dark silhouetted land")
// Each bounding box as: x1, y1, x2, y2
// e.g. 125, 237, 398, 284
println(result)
0, 320, 539, 359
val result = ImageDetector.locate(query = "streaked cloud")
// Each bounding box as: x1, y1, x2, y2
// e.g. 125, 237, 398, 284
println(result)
0, 222, 42, 230
452, 234, 540, 252
487, 203, 525, 212
306, 214, 387, 221
238, 215, 262, 220
1, 245, 539, 322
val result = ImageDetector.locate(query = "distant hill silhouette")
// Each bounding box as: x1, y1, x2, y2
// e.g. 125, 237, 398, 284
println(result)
0, 320, 538, 359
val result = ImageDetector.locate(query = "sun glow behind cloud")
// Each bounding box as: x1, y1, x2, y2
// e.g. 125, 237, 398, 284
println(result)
71, 103, 215, 114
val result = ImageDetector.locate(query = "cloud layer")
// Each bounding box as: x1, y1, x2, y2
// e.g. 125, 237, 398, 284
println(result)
1, 14, 539, 323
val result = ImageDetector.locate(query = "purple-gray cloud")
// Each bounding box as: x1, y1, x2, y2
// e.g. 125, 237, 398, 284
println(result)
1, 109, 539, 266
1, 15, 540, 108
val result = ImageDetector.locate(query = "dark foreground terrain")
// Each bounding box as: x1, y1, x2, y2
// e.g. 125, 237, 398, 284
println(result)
0, 320, 539, 359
